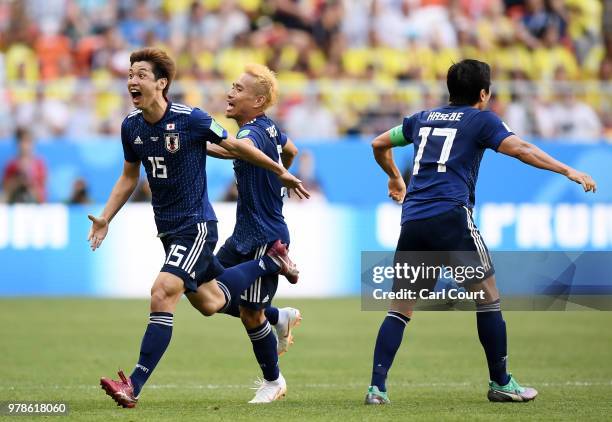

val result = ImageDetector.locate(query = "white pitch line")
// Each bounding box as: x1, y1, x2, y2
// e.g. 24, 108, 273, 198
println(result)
1, 381, 611, 391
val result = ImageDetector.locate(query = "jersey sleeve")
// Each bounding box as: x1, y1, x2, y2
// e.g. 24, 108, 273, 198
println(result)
392, 113, 417, 146
279, 131, 288, 147
121, 118, 139, 163
237, 125, 266, 150
189, 108, 228, 144
478, 111, 514, 151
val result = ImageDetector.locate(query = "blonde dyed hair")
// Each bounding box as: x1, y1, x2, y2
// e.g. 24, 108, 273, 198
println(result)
244, 63, 278, 110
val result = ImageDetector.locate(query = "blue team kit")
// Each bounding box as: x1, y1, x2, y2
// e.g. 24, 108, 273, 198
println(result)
121, 106, 289, 299
219, 115, 290, 309
121, 102, 227, 289
395, 105, 513, 283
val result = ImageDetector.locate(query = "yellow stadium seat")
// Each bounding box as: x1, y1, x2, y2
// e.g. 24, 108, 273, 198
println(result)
373, 48, 408, 77
238, 0, 261, 13
91, 69, 122, 120
278, 46, 299, 70
5, 44, 39, 83
162, 0, 193, 15
342, 48, 372, 77
532, 46, 579, 80
308, 49, 327, 76
277, 71, 308, 96
45, 77, 77, 102
432, 48, 461, 79
203, 0, 223, 10
217, 48, 267, 81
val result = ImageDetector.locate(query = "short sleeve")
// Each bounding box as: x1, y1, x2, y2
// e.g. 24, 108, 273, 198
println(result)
121, 119, 139, 163
189, 108, 228, 144
478, 111, 514, 151
279, 131, 288, 147
237, 125, 265, 150
401, 113, 418, 143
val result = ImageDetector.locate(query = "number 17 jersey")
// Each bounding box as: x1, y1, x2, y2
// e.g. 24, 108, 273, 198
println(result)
400, 105, 513, 224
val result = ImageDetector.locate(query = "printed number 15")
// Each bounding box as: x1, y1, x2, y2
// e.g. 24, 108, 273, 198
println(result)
148, 156, 167, 178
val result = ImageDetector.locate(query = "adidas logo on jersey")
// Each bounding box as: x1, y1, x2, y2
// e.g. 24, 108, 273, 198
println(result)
190, 271, 196, 279
134, 136, 143, 144
262, 295, 270, 303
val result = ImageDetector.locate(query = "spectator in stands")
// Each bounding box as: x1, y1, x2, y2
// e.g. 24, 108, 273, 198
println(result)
118, 0, 156, 47
67, 178, 91, 204
340, 0, 371, 48
0, 0, 606, 142
548, 87, 602, 142
2, 128, 47, 203
504, 90, 533, 138
517, 0, 567, 49
271, 0, 314, 33
284, 92, 339, 141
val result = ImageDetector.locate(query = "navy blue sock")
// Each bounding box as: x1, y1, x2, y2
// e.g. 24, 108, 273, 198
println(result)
130, 312, 173, 396
247, 320, 279, 381
216, 257, 279, 316
371, 311, 410, 392
215, 281, 239, 317
216, 289, 279, 326
217, 258, 278, 298
476, 300, 510, 386
264, 307, 279, 325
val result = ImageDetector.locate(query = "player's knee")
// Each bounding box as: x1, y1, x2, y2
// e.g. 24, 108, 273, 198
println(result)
239, 308, 265, 328
150, 276, 182, 310
199, 302, 218, 317
389, 299, 414, 318
150, 289, 172, 310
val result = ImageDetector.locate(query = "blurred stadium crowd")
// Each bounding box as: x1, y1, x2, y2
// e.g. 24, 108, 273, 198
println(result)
0, 0, 611, 204
0, 0, 609, 142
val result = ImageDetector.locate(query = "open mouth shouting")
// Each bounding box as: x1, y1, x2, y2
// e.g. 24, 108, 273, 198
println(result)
226, 100, 235, 114
130, 88, 143, 105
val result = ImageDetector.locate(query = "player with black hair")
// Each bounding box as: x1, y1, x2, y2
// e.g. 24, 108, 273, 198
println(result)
89, 48, 309, 408
365, 59, 596, 404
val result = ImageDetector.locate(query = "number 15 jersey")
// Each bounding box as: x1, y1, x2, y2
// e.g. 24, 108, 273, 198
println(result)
121, 102, 228, 236
399, 105, 513, 224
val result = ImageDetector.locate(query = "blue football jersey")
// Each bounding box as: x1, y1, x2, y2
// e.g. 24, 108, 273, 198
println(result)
227, 115, 289, 254
121, 102, 228, 236
400, 106, 513, 224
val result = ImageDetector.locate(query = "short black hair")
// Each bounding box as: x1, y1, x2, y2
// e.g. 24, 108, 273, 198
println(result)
447, 59, 491, 106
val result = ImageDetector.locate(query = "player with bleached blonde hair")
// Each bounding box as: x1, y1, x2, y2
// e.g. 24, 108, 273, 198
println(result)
208, 64, 302, 403
92, 49, 309, 409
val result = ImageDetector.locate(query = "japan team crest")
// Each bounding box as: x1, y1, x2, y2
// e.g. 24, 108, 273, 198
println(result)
164, 133, 180, 153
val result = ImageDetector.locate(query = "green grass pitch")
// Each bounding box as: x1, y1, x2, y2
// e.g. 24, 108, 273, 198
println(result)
1, 298, 611, 421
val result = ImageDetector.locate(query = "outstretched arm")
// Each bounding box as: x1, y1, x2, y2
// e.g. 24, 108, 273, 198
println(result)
88, 160, 140, 250
207, 142, 236, 160
497, 135, 597, 192
218, 135, 310, 199
372, 129, 407, 203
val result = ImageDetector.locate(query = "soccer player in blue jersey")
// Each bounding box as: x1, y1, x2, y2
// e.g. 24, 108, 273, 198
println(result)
365, 59, 597, 404
207, 64, 302, 403
87, 48, 309, 408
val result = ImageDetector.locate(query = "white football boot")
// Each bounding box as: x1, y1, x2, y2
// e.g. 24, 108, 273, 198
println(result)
248, 373, 287, 403
274, 307, 302, 355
